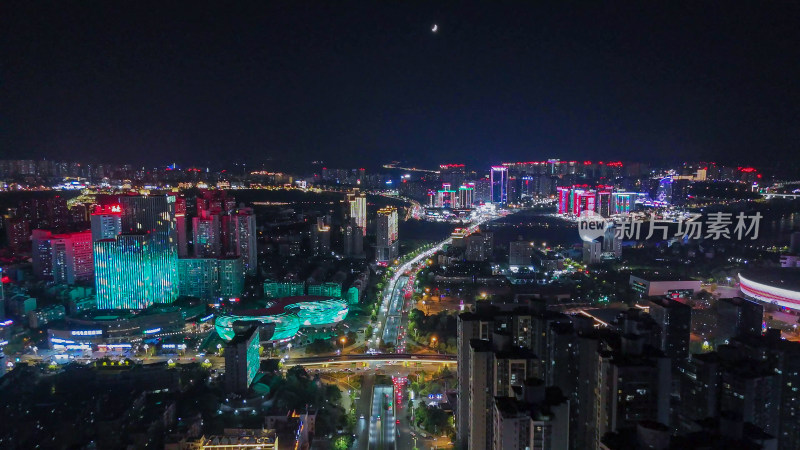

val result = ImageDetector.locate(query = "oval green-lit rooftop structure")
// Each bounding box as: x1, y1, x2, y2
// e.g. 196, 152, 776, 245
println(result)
215, 296, 349, 341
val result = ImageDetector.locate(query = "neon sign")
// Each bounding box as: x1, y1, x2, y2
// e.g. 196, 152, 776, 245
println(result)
143, 327, 162, 334
71, 330, 102, 336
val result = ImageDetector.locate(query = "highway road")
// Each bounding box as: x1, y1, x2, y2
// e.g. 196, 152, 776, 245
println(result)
382, 275, 408, 348
353, 375, 375, 450
368, 385, 395, 450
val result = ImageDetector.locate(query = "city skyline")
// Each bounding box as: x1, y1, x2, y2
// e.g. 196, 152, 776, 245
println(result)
3, 3, 800, 449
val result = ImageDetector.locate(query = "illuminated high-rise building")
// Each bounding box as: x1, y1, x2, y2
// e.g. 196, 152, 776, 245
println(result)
177, 256, 243, 301
94, 194, 178, 309
224, 325, 260, 394
655, 177, 674, 204
556, 187, 570, 214
376, 206, 399, 263
94, 233, 177, 309
346, 190, 367, 235
177, 258, 219, 300
612, 193, 634, 214
458, 183, 475, 208
596, 187, 612, 217
490, 166, 508, 204
436, 183, 458, 208
119, 194, 178, 253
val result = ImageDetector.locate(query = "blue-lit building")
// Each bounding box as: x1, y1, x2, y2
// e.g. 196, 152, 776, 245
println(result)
93, 194, 179, 310
491, 166, 508, 204
225, 325, 261, 393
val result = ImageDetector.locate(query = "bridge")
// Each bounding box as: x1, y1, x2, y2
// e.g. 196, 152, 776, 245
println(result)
283, 353, 456, 366
762, 192, 800, 199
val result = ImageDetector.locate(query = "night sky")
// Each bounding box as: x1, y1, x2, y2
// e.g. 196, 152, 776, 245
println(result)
2, 1, 799, 170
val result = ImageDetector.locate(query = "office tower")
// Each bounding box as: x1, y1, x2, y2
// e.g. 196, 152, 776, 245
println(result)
346, 190, 367, 235
95, 234, 159, 309
175, 196, 188, 257
224, 325, 260, 394
119, 195, 178, 252
232, 208, 257, 276
193, 214, 221, 257
718, 297, 763, 342
90, 204, 122, 241
311, 217, 331, 256
647, 297, 692, 361
375, 207, 399, 263
509, 240, 535, 267
94, 232, 177, 310
31, 230, 54, 279
50, 231, 93, 284
490, 166, 508, 204
111, 196, 179, 302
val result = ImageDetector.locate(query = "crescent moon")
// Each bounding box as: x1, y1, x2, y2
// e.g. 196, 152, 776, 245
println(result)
432, 24, 438, 32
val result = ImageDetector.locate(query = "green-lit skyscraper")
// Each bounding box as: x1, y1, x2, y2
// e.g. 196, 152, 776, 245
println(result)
94, 195, 178, 309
